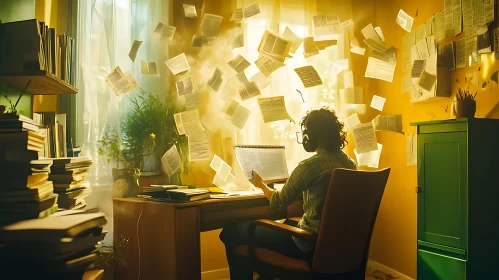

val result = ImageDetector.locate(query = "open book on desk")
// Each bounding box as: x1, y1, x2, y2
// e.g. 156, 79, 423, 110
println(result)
234, 145, 289, 184
210, 189, 264, 199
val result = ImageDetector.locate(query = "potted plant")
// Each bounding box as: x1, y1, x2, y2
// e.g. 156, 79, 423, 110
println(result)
453, 88, 477, 118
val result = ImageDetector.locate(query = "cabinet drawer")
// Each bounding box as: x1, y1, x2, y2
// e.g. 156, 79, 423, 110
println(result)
418, 249, 466, 280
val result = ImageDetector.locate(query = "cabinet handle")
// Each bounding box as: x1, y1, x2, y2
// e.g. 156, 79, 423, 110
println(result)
415, 187, 421, 193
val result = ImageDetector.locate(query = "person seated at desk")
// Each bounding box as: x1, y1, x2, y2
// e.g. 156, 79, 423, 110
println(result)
220, 108, 357, 280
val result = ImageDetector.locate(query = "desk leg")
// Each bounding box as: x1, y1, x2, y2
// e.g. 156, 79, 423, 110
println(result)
174, 207, 201, 280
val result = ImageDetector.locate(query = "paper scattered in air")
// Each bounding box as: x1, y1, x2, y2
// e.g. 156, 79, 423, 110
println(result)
294, 66, 323, 88
396, 9, 414, 32
140, 61, 159, 76
224, 100, 251, 129
165, 53, 190, 75
210, 154, 232, 182
313, 15, 341, 41
128, 40, 142, 62
228, 55, 251, 73
282, 27, 303, 54
370, 95, 386, 111
350, 45, 366, 55
250, 72, 271, 91
411, 60, 426, 78
200, 14, 223, 37
257, 96, 294, 123
207, 68, 223, 92
105, 67, 140, 96
303, 37, 320, 58
232, 33, 244, 49
375, 27, 385, 42
337, 70, 354, 89
161, 145, 182, 177
231, 9, 243, 23
418, 71, 437, 92
339, 88, 364, 104
173, 109, 205, 136
243, 2, 260, 18
258, 31, 292, 62
362, 23, 383, 42
153, 23, 176, 41
365, 57, 395, 83
239, 81, 261, 100
176, 76, 194, 96
188, 131, 210, 161
355, 143, 383, 168
352, 123, 378, 154
346, 113, 361, 131
183, 4, 197, 18
255, 54, 285, 77
192, 34, 214, 47
372, 115, 404, 134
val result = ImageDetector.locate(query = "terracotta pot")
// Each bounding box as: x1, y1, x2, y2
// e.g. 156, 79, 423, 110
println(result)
112, 168, 140, 197
453, 100, 476, 118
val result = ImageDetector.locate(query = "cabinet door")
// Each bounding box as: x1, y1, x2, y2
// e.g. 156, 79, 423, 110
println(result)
418, 132, 468, 249
418, 249, 466, 280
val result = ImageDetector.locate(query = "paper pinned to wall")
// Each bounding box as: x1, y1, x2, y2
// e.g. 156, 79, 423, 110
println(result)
294, 66, 323, 88
207, 68, 223, 92
411, 60, 426, 78
477, 26, 492, 53
312, 15, 341, 41
239, 81, 261, 100
370, 95, 386, 111
455, 38, 466, 68
231, 9, 244, 23
105, 67, 139, 96
365, 57, 395, 83
183, 4, 197, 18
228, 55, 251, 73
452, 0, 462, 36
352, 123, 378, 154
210, 154, 232, 182
444, 0, 454, 38
435, 10, 446, 42
128, 40, 142, 62
176, 76, 194, 96
243, 2, 260, 18
258, 31, 292, 62
140, 61, 159, 76
438, 42, 456, 71
406, 135, 417, 166
402, 74, 417, 94
282, 27, 303, 54
173, 109, 205, 136
188, 131, 210, 161
346, 113, 361, 131
161, 145, 182, 177
165, 53, 190, 75
200, 13, 223, 37
355, 143, 383, 168
255, 54, 285, 77
396, 9, 414, 32
372, 115, 404, 134
418, 71, 437, 91
257, 96, 294, 123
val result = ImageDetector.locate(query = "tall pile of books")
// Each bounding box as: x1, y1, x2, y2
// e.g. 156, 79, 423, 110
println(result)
50, 158, 93, 210
0, 114, 58, 225
0, 213, 107, 278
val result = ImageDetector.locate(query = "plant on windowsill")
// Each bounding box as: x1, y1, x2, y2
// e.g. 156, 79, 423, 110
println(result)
453, 88, 477, 118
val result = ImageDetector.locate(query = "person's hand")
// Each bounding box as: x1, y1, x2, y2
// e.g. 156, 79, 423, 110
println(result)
250, 170, 265, 189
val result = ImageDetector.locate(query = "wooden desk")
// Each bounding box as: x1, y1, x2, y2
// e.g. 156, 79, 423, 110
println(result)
113, 195, 302, 280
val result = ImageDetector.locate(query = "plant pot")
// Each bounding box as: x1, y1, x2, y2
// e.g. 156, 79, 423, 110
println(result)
112, 168, 140, 198
453, 100, 476, 118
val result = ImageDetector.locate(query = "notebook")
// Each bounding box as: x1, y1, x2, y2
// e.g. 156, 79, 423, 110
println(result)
234, 145, 289, 184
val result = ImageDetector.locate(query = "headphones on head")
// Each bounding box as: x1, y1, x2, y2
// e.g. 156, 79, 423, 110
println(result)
301, 120, 318, 153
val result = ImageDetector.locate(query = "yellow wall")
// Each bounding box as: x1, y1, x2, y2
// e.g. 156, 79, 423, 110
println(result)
369, 0, 499, 278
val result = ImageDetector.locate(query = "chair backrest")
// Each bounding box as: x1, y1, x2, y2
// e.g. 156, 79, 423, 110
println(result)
312, 168, 390, 274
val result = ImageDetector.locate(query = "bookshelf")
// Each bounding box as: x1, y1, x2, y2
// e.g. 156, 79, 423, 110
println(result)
0, 71, 78, 96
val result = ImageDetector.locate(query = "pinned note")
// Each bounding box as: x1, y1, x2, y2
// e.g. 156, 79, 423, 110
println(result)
176, 76, 194, 96
354, 143, 383, 168
183, 4, 197, 18
370, 95, 386, 111
411, 60, 426, 78
140, 61, 159, 76
257, 96, 294, 123
294, 66, 323, 88
228, 55, 251, 73
418, 71, 437, 91
396, 9, 414, 32
128, 40, 143, 62
161, 145, 183, 177
165, 53, 190, 75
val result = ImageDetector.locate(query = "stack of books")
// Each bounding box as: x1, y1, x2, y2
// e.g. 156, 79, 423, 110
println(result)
0, 213, 107, 278
0, 114, 58, 225
49, 158, 93, 210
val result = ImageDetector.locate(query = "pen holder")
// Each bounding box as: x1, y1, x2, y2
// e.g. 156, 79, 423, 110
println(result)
453, 100, 476, 118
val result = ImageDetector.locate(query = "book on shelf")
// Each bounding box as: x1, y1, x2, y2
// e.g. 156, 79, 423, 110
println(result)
33, 112, 68, 158
0, 19, 77, 86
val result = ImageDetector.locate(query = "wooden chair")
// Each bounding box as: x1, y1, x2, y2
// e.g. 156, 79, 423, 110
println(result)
234, 168, 391, 280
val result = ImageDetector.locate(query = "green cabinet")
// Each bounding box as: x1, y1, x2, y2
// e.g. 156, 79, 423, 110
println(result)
412, 119, 499, 280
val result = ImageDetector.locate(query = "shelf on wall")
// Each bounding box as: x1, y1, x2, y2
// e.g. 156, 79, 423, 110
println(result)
0, 71, 78, 95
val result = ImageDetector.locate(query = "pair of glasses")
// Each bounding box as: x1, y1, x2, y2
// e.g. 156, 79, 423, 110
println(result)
296, 132, 304, 144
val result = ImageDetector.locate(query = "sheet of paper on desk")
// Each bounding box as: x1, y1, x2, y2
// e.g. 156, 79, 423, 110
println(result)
370, 95, 386, 111
165, 53, 190, 75
210, 154, 232, 181
207, 68, 223, 92
396, 9, 414, 32
365, 57, 395, 83
352, 123, 378, 154
228, 55, 251, 73
231, 9, 243, 23
174, 109, 205, 135
282, 27, 303, 54
372, 115, 404, 134
200, 14, 223, 37
239, 81, 261, 100
188, 131, 210, 161
183, 4, 197, 18
355, 143, 383, 168
243, 2, 260, 18
162, 145, 182, 177
258, 31, 292, 62
234, 146, 289, 182
141, 61, 159, 76
257, 96, 293, 123
312, 15, 341, 41
294, 66, 323, 88
128, 40, 142, 62
176, 76, 194, 96
255, 54, 285, 77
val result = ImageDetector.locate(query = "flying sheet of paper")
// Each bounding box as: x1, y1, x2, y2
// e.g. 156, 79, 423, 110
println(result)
239, 81, 261, 100
411, 60, 426, 78
396, 9, 414, 32
236, 71, 249, 84
200, 13, 223, 37
418, 71, 437, 91
231, 9, 243, 23
207, 68, 223, 92
365, 57, 396, 83
402, 74, 417, 94
303, 37, 320, 58
231, 104, 251, 130
352, 123, 378, 154
370, 95, 386, 111
455, 38, 466, 68
210, 155, 232, 182
258, 31, 292, 62
255, 54, 285, 77
350, 45, 366, 55
176, 76, 194, 96
232, 33, 244, 49
346, 113, 361, 131
257, 96, 294, 123
188, 131, 210, 161
128, 40, 143, 62
364, 38, 389, 52
312, 15, 341, 41
294, 66, 323, 88
124, 72, 140, 93
228, 55, 251, 73
339, 88, 363, 104
362, 23, 383, 42
161, 145, 182, 177
105, 67, 139, 96
165, 53, 190, 75
140, 61, 159, 76
192, 34, 214, 47
183, 4, 197, 18
173, 109, 205, 136
153, 23, 176, 40
354, 143, 383, 168
184, 93, 200, 110
372, 115, 404, 134
250, 72, 271, 91
243, 2, 260, 18
375, 27, 386, 42
337, 70, 354, 89
282, 27, 303, 54
406, 135, 417, 166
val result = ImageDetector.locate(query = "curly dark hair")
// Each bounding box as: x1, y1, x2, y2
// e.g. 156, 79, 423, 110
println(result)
300, 108, 348, 152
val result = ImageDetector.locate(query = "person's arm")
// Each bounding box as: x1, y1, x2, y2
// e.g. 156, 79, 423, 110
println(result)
250, 171, 274, 200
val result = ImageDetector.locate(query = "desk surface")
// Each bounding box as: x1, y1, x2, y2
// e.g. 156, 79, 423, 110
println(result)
114, 194, 267, 208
